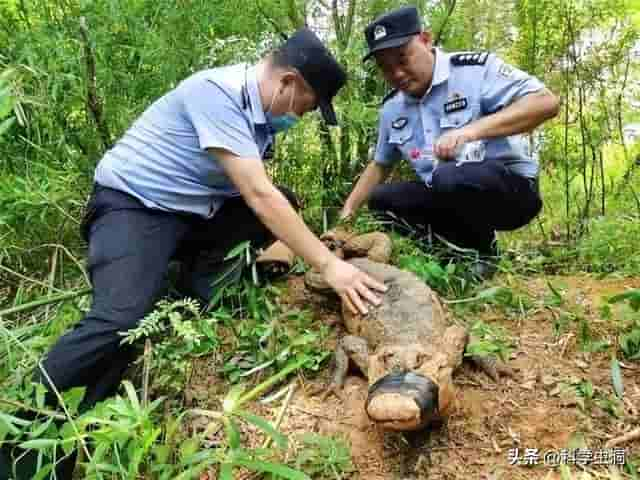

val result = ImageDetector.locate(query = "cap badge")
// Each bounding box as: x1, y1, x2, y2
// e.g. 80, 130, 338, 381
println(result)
374, 25, 387, 40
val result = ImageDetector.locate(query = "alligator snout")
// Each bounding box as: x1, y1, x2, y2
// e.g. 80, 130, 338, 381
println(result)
365, 371, 439, 431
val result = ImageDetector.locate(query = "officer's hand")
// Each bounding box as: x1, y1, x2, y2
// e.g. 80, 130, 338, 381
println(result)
321, 257, 387, 315
434, 128, 474, 160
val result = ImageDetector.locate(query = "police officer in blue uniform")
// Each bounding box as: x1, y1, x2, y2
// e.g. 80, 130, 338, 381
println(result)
0, 28, 387, 480
337, 6, 559, 277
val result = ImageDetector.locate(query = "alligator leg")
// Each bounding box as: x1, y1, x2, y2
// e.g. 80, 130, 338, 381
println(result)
324, 335, 369, 399
466, 335, 515, 382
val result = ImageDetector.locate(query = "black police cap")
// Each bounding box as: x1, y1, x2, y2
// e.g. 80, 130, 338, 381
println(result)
279, 28, 347, 126
363, 6, 422, 62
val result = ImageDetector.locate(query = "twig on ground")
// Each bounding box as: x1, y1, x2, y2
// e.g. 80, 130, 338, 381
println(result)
605, 426, 640, 448
262, 382, 296, 449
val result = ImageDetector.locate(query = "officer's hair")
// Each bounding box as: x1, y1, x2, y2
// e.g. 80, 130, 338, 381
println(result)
268, 47, 296, 72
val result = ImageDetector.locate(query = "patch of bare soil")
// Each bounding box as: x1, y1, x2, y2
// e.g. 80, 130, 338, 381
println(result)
187, 274, 640, 479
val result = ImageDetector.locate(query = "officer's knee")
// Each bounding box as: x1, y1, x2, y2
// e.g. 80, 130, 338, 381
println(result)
277, 186, 300, 211
430, 163, 460, 194
368, 186, 391, 212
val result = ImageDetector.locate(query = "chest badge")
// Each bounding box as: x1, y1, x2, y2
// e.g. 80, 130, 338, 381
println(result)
444, 92, 468, 114
392, 117, 408, 129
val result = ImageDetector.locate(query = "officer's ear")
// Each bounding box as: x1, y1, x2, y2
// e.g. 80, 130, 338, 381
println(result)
280, 71, 299, 91
417, 31, 433, 48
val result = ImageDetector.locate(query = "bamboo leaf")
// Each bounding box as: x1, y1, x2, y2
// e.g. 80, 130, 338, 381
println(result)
32, 464, 54, 480
18, 438, 58, 451
219, 463, 233, 480
611, 356, 625, 398
122, 380, 141, 411
179, 437, 200, 462
225, 417, 241, 450
0, 411, 32, 436
234, 410, 287, 449
61, 386, 86, 414
231, 458, 310, 480
0, 117, 15, 137
225, 241, 251, 261
608, 289, 640, 311
223, 384, 245, 413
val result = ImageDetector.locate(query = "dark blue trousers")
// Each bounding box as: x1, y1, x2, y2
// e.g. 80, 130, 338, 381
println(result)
38, 184, 297, 407
0, 185, 297, 479
368, 159, 542, 254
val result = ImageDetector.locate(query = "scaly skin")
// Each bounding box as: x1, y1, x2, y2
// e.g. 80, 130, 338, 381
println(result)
306, 232, 513, 431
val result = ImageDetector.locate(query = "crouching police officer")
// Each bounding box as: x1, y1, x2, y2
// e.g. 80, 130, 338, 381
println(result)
336, 6, 559, 278
0, 28, 387, 480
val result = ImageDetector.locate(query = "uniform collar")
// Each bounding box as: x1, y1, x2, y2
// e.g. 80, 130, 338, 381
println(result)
403, 48, 450, 105
245, 64, 267, 126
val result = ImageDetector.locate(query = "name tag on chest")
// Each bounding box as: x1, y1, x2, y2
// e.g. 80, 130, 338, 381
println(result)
443, 97, 468, 114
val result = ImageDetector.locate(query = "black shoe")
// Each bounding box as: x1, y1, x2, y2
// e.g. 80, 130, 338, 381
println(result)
470, 241, 500, 281
470, 256, 498, 281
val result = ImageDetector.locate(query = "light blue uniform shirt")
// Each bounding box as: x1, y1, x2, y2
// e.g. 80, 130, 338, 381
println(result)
374, 49, 545, 183
95, 63, 274, 218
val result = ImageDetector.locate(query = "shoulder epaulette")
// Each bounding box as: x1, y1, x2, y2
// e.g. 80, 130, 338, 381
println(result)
450, 51, 490, 66
380, 89, 399, 105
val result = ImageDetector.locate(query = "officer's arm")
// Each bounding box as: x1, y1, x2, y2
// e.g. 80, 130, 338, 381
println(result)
340, 161, 392, 219
465, 88, 559, 141
435, 88, 558, 159
209, 147, 334, 271
208, 147, 387, 314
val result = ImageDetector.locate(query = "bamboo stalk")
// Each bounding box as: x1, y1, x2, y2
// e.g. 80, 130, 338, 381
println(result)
142, 339, 152, 408
0, 397, 66, 421
0, 288, 92, 317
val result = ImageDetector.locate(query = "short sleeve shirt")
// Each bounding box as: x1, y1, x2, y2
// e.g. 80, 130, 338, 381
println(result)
374, 49, 545, 183
95, 63, 274, 218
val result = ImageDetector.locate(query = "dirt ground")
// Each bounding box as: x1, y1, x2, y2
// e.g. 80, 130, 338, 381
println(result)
188, 274, 640, 479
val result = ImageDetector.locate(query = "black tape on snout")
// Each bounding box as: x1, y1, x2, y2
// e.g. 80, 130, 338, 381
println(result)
365, 371, 439, 423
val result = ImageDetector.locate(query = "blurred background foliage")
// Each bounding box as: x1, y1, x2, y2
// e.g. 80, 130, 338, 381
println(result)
0, 0, 639, 296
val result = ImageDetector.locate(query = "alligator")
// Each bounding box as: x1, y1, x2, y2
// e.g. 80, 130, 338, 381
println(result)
303, 229, 513, 431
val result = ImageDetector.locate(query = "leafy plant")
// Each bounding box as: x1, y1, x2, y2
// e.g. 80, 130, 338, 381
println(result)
120, 298, 219, 396
576, 316, 610, 353
465, 320, 514, 362
293, 433, 354, 480
0, 68, 16, 137
1, 359, 317, 480
605, 289, 640, 360
397, 248, 473, 299
209, 280, 330, 383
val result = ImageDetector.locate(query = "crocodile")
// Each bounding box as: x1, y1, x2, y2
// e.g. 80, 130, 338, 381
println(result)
304, 230, 513, 431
